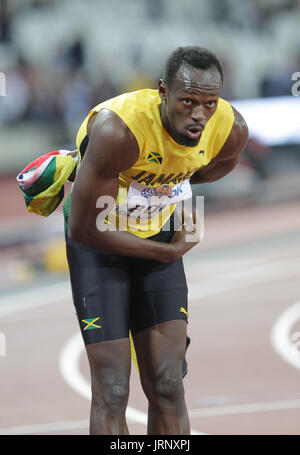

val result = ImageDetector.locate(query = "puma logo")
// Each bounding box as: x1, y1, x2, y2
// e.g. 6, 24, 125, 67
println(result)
180, 307, 188, 318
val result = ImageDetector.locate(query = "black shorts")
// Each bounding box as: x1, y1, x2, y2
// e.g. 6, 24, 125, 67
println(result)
65, 215, 188, 345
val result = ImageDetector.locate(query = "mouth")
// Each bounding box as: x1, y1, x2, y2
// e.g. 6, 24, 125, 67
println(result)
185, 125, 204, 140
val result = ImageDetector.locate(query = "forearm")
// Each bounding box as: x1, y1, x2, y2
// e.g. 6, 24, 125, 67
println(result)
68, 171, 177, 261
68, 224, 176, 262
68, 181, 175, 262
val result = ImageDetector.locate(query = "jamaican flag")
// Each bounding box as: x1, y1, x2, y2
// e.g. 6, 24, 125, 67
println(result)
16, 150, 79, 217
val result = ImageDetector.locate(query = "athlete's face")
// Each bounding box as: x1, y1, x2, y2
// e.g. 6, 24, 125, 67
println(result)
159, 65, 222, 147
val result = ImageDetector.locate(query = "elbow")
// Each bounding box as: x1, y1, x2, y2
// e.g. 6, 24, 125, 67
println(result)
68, 224, 82, 243
68, 226, 94, 249
68, 217, 99, 249
67, 219, 87, 244
67, 212, 89, 244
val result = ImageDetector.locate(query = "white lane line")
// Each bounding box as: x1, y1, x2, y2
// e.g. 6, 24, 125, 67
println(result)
0, 419, 89, 435
58, 332, 205, 435
0, 281, 72, 317
189, 398, 300, 418
270, 300, 300, 371
0, 255, 298, 315
189, 256, 300, 302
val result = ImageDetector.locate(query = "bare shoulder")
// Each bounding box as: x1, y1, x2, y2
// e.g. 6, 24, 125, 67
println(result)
84, 108, 140, 175
231, 106, 249, 144
216, 105, 249, 161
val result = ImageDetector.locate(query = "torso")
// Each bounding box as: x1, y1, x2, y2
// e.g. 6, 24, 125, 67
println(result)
75, 89, 234, 238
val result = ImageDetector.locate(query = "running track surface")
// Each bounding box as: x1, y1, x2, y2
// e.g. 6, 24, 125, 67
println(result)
0, 200, 300, 435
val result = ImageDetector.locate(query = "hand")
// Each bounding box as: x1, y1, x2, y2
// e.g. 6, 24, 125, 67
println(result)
170, 207, 200, 259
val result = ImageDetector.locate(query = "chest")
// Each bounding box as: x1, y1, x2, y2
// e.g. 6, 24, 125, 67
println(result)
121, 131, 211, 187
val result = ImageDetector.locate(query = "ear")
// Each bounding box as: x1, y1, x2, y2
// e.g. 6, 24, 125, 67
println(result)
158, 78, 168, 101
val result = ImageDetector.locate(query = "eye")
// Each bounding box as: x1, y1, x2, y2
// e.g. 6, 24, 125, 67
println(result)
182, 98, 192, 105
206, 100, 216, 108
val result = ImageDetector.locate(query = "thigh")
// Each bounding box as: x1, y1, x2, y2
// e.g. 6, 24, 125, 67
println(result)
129, 257, 188, 336
129, 257, 189, 385
66, 237, 131, 345
86, 338, 132, 396
132, 319, 187, 390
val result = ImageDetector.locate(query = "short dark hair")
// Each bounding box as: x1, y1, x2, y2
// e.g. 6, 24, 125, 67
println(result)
163, 46, 223, 87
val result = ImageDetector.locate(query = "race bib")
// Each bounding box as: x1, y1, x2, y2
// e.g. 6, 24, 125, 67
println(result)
115, 179, 192, 220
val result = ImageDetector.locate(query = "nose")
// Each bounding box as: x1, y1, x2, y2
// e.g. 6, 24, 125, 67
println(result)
191, 106, 205, 123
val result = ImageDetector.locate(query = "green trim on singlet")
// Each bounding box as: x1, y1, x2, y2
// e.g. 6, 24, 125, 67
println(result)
63, 185, 73, 235
63, 191, 72, 218
63, 134, 88, 234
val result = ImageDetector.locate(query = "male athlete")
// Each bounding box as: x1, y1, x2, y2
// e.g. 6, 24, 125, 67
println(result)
64, 46, 248, 435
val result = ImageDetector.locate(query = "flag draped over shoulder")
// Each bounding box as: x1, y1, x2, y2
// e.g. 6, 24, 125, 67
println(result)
16, 150, 79, 217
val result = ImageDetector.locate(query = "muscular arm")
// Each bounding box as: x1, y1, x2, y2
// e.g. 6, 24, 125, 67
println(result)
68, 110, 197, 262
190, 107, 249, 184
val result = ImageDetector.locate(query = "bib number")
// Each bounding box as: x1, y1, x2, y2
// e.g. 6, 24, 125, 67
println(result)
115, 179, 192, 220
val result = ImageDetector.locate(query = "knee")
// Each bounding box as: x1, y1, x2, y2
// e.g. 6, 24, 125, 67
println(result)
151, 367, 185, 406
91, 369, 129, 412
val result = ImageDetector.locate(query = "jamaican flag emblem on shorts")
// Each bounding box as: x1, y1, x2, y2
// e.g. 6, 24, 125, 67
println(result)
82, 317, 102, 331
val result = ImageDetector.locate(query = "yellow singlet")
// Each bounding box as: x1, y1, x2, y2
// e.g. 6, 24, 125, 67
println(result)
75, 89, 234, 238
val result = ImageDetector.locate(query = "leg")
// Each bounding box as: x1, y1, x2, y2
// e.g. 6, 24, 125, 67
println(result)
128, 245, 190, 434
65, 235, 132, 434
86, 338, 131, 435
133, 318, 190, 435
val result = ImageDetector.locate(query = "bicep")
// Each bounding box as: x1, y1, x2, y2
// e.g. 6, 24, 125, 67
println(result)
70, 157, 119, 226
214, 107, 249, 162
68, 110, 139, 235
191, 109, 248, 183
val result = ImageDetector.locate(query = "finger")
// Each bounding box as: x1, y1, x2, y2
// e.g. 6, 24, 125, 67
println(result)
190, 210, 197, 233
193, 208, 201, 231
192, 209, 197, 226
181, 207, 186, 226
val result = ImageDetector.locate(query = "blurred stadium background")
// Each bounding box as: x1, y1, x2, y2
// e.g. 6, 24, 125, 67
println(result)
0, 0, 300, 435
